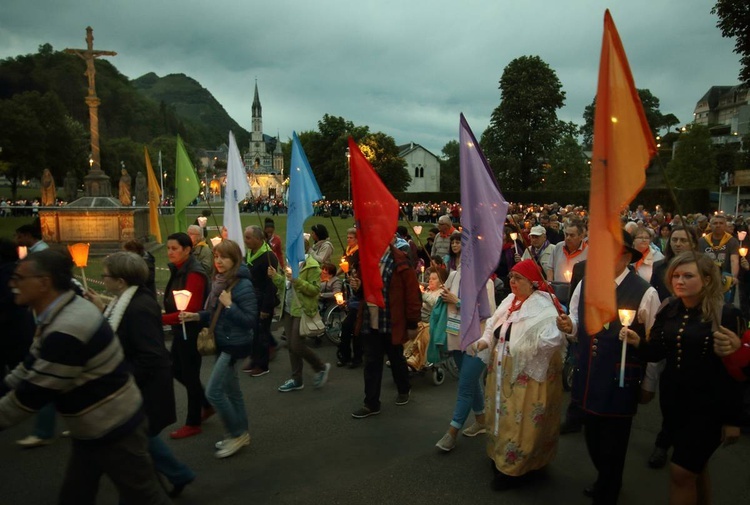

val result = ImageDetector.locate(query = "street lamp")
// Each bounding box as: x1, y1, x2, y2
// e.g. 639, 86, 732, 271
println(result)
345, 147, 351, 202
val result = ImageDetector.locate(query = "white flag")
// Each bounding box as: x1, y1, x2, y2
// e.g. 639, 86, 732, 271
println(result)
224, 131, 251, 254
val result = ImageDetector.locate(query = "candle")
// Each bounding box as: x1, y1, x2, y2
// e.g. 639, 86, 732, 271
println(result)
334, 292, 345, 306
739, 231, 747, 242
17, 246, 28, 260
420, 265, 425, 283
740, 247, 748, 258
340, 256, 349, 273
210, 236, 222, 247
68, 243, 90, 291
563, 270, 572, 283
509, 232, 518, 254
173, 290, 193, 341
618, 309, 636, 388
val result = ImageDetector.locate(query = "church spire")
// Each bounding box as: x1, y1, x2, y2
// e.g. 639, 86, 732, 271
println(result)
251, 79, 263, 144
252, 79, 262, 118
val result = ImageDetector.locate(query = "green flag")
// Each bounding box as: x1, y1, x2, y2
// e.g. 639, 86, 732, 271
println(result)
174, 135, 200, 233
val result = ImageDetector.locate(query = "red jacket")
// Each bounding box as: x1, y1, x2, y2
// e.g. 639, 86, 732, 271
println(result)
387, 247, 422, 345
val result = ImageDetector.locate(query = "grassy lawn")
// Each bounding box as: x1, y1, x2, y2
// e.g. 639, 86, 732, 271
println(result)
1, 206, 431, 297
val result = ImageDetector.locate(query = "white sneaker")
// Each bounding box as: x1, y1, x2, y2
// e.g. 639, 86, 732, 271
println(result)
462, 422, 487, 437
215, 432, 250, 458
313, 363, 331, 389
16, 435, 54, 448
435, 432, 456, 452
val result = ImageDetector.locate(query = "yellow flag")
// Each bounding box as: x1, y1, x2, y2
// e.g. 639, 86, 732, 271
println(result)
144, 147, 162, 243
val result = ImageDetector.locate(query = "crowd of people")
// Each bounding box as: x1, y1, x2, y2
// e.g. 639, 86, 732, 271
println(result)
1, 201, 749, 504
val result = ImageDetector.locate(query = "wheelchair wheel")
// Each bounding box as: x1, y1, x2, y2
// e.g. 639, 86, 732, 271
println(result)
324, 305, 345, 345
431, 367, 445, 386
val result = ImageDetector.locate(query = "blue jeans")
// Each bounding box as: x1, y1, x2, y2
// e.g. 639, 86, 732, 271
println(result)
148, 436, 195, 486
206, 352, 248, 437
34, 403, 56, 439
449, 351, 485, 430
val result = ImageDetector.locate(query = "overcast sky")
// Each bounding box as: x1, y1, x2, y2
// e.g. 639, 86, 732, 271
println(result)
0, 0, 741, 156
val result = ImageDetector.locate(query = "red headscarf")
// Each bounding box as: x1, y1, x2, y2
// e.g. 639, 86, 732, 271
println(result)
511, 259, 552, 293
510, 259, 564, 314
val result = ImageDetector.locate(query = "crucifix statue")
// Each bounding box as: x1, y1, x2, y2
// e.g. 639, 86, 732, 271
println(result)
65, 27, 117, 198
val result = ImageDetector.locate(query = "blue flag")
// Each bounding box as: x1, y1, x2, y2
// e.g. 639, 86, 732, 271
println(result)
286, 132, 322, 278
458, 114, 508, 350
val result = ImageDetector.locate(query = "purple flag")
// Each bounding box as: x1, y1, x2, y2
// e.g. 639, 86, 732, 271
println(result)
459, 113, 509, 350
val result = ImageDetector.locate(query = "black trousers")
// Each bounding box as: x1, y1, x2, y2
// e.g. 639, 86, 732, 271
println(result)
363, 331, 410, 410
337, 308, 362, 363
250, 315, 275, 370
171, 334, 209, 426
584, 413, 633, 505
58, 421, 170, 505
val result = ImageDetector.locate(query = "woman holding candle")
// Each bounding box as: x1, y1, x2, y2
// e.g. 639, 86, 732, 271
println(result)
87, 252, 195, 496
621, 251, 744, 505
319, 262, 343, 313
162, 232, 212, 439
469, 260, 565, 490
180, 240, 257, 458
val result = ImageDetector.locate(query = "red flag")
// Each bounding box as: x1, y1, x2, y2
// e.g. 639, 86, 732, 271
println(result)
348, 137, 398, 308
584, 10, 657, 335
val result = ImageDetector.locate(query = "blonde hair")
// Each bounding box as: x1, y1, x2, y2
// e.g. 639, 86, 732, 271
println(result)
666, 251, 723, 323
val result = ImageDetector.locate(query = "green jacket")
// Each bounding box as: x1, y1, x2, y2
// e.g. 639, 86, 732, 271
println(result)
290, 256, 321, 317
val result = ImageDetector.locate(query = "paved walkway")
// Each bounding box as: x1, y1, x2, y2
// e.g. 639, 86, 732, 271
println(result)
1, 333, 748, 504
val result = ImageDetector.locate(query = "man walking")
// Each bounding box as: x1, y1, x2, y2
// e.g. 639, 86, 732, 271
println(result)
243, 225, 280, 376
0, 250, 170, 504
556, 232, 660, 504
351, 243, 421, 418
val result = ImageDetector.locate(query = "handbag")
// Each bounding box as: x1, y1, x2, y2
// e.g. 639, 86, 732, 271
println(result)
293, 288, 325, 337
300, 310, 325, 337
197, 279, 239, 355
197, 307, 220, 356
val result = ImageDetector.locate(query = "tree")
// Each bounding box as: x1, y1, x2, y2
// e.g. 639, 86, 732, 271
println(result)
666, 125, 716, 189
580, 89, 667, 146
301, 114, 408, 196
439, 140, 459, 192
544, 135, 590, 190
481, 55, 566, 190
360, 132, 411, 193
0, 91, 88, 198
712, 1, 750, 86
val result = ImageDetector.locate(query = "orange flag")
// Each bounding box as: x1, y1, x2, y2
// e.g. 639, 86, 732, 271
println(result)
584, 10, 657, 335
144, 147, 163, 243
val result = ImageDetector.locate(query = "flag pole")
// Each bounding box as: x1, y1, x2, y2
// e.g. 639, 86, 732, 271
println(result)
328, 215, 346, 253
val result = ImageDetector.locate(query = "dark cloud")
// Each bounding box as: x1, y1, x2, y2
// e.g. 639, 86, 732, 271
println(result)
0, 0, 741, 155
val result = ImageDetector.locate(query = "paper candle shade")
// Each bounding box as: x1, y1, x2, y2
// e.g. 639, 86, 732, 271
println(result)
618, 309, 636, 327
67, 243, 90, 268
738, 231, 747, 242
334, 292, 345, 305
740, 247, 748, 258
210, 236, 222, 248
173, 290, 192, 311
413, 225, 422, 236
197, 216, 208, 227
17, 246, 28, 260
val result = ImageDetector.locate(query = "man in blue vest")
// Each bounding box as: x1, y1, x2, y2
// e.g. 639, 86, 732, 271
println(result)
556, 231, 660, 505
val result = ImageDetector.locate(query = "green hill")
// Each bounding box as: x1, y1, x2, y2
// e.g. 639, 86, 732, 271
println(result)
133, 72, 249, 149
0, 43, 249, 196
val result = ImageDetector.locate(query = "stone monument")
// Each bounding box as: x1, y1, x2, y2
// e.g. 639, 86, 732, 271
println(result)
63, 171, 78, 203
119, 167, 131, 206
40, 28, 149, 254
135, 172, 147, 205
64, 27, 116, 197
40, 169, 56, 206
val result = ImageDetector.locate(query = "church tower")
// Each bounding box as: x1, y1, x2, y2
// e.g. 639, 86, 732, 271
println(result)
251, 80, 262, 142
